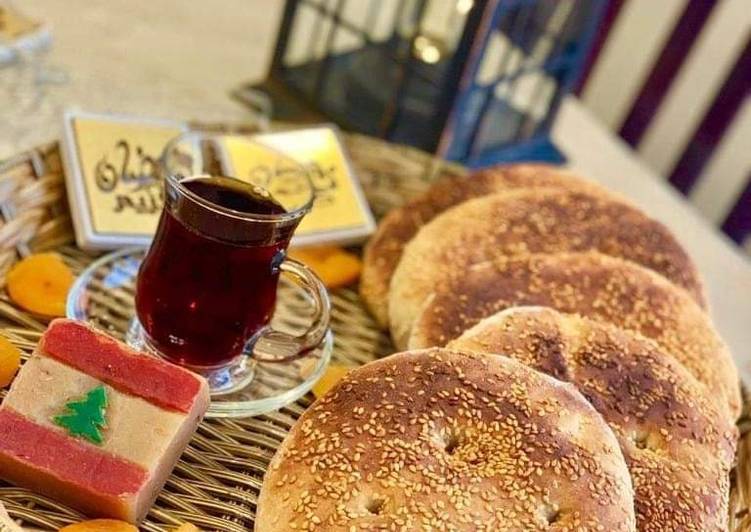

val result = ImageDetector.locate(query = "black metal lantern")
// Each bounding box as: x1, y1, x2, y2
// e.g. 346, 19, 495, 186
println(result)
269, 0, 607, 167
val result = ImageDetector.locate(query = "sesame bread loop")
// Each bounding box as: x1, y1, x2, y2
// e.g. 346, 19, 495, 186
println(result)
388, 189, 706, 349
257, 348, 636, 531
360, 164, 616, 327
408, 251, 740, 421
449, 307, 737, 531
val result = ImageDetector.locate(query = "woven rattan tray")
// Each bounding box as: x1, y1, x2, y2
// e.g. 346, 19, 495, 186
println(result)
0, 133, 748, 531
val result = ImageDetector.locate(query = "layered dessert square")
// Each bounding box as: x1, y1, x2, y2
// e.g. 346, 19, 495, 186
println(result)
0, 320, 209, 523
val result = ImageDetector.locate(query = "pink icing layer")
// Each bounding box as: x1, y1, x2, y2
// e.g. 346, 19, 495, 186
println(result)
0, 408, 147, 496
41, 319, 203, 413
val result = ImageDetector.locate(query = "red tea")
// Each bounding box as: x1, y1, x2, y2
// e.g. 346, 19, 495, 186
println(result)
135, 176, 293, 368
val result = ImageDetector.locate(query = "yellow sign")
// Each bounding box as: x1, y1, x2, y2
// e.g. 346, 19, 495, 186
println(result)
62, 113, 186, 247
221, 128, 373, 241
62, 112, 374, 249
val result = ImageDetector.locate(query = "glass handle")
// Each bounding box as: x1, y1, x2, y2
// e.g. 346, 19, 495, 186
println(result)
248, 258, 331, 363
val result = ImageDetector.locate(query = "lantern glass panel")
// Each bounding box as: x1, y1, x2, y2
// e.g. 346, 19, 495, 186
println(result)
271, 0, 606, 164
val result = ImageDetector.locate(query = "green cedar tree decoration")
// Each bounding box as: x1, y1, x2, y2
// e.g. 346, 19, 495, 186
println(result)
53, 385, 108, 445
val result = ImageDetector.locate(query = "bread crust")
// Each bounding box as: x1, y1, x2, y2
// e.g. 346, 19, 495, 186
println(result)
360, 164, 618, 327
257, 348, 636, 531
408, 251, 739, 420
388, 189, 706, 349
449, 307, 737, 530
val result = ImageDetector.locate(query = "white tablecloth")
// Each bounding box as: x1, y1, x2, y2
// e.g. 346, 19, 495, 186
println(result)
555, 100, 751, 383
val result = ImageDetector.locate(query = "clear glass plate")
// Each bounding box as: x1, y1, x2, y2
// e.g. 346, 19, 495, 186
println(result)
66, 248, 332, 418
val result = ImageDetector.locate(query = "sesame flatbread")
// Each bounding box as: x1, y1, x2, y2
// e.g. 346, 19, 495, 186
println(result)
257, 348, 636, 531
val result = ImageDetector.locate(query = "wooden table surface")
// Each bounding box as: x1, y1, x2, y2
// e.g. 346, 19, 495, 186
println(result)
4, 0, 751, 383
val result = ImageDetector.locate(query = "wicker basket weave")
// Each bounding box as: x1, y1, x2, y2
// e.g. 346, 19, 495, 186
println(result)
0, 133, 747, 531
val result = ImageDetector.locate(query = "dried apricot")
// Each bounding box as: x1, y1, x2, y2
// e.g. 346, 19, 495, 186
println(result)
289, 246, 361, 289
6, 253, 74, 317
311, 364, 351, 398
0, 334, 21, 388
58, 519, 138, 532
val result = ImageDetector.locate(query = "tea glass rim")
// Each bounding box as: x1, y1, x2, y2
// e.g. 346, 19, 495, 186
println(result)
165, 173, 314, 225
161, 131, 316, 225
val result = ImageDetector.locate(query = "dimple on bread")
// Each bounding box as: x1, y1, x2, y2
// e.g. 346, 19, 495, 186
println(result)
388, 189, 707, 349
257, 348, 636, 531
408, 251, 740, 420
360, 164, 614, 327
449, 307, 737, 531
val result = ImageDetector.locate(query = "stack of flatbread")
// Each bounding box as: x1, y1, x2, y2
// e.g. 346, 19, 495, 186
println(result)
258, 164, 739, 531
357, 164, 739, 530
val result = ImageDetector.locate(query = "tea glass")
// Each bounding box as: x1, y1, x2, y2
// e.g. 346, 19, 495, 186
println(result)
130, 132, 330, 395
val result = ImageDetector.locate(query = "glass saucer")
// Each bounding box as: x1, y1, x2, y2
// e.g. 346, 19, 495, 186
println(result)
66, 248, 332, 418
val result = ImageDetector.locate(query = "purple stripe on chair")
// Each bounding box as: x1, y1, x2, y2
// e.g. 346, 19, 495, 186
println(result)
618, 0, 718, 146
721, 172, 751, 245
669, 36, 751, 194
575, 0, 627, 95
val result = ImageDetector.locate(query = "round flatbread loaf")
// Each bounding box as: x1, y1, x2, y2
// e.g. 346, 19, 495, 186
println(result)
408, 251, 739, 420
257, 348, 636, 531
449, 307, 737, 531
388, 189, 706, 349
360, 164, 612, 327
